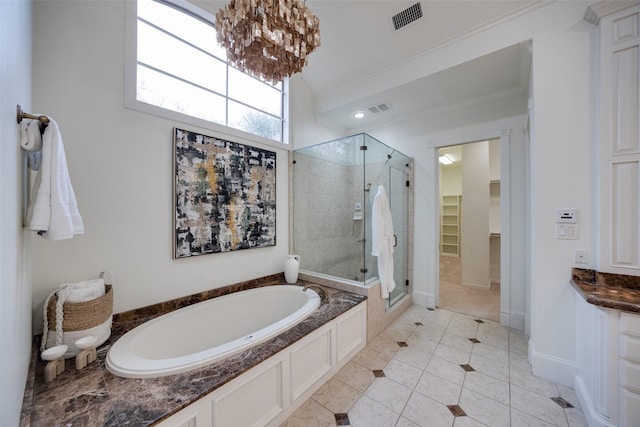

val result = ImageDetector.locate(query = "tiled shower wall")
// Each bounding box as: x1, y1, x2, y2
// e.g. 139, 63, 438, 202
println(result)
293, 153, 363, 280
293, 152, 410, 293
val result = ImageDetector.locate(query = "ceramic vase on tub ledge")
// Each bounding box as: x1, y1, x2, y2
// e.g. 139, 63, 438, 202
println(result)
284, 255, 300, 283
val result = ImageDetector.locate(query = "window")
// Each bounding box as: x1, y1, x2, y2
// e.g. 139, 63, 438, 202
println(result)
126, 0, 287, 144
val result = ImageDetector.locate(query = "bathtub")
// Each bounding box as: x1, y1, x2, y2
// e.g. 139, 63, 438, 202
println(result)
106, 285, 321, 378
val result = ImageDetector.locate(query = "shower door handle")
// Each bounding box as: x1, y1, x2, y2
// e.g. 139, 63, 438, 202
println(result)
393, 234, 397, 247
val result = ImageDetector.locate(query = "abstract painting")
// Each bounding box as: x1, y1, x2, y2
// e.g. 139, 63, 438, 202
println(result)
173, 128, 276, 258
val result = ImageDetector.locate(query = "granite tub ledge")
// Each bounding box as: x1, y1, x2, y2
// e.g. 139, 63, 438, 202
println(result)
20, 275, 367, 427
571, 268, 640, 313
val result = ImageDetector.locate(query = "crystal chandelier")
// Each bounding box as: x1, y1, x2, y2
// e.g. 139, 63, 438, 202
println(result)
215, 0, 321, 84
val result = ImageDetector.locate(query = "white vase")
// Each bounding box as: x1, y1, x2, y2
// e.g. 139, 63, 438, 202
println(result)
284, 255, 300, 283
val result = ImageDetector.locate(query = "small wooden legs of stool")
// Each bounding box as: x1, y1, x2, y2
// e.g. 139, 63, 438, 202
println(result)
75, 347, 97, 370
75, 336, 98, 370
41, 345, 68, 383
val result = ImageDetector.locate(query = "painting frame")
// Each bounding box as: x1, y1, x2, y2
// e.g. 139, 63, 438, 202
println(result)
173, 128, 277, 259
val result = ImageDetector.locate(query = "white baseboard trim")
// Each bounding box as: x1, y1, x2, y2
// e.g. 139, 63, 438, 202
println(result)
412, 291, 436, 309
502, 310, 525, 331
461, 281, 491, 290
574, 375, 612, 427
529, 342, 576, 388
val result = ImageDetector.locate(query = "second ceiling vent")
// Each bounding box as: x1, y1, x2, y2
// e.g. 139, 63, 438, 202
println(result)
391, 2, 424, 31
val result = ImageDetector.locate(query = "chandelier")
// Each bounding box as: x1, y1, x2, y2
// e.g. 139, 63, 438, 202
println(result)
215, 0, 321, 84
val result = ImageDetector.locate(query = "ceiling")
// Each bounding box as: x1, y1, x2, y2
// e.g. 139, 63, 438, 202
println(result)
194, 0, 539, 134
299, 0, 538, 133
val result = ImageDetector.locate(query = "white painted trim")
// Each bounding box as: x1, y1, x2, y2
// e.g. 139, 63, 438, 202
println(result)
123, 0, 291, 151
500, 132, 512, 328
412, 290, 431, 308
529, 342, 577, 388
461, 281, 491, 290
433, 125, 520, 329
575, 375, 614, 427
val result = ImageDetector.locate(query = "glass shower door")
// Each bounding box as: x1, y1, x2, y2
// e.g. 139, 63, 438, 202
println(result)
387, 165, 409, 307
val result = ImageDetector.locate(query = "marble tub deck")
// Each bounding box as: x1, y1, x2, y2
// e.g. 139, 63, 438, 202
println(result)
20, 276, 366, 426
571, 268, 640, 313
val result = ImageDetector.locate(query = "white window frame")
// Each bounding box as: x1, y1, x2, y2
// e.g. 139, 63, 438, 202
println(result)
124, 0, 290, 148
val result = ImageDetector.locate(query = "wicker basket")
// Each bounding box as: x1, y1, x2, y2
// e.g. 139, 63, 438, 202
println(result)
44, 284, 113, 358
46, 284, 113, 331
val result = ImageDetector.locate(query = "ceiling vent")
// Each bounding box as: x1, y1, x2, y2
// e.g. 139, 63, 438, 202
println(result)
368, 103, 392, 114
392, 2, 424, 31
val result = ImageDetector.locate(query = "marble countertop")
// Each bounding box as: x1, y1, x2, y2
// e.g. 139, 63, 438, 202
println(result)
20, 277, 366, 427
571, 268, 640, 313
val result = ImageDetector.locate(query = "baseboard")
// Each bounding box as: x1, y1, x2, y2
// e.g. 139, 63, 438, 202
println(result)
461, 281, 491, 290
574, 375, 612, 427
501, 310, 525, 331
412, 291, 436, 309
529, 342, 576, 387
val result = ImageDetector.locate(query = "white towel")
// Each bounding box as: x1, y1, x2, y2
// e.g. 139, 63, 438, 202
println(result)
25, 118, 84, 240
20, 119, 43, 152
65, 279, 105, 303
371, 185, 396, 299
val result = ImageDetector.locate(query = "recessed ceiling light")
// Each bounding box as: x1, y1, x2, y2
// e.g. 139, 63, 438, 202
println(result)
439, 154, 453, 165
354, 111, 365, 119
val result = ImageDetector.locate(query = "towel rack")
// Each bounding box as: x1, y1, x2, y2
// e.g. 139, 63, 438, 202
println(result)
16, 104, 50, 126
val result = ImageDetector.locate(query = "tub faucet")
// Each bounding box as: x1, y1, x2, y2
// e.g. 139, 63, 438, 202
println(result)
302, 284, 329, 304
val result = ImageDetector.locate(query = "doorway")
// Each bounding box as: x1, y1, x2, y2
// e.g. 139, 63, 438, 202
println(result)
437, 139, 501, 322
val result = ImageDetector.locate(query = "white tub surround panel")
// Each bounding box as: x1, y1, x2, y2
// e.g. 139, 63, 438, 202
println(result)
155, 302, 367, 427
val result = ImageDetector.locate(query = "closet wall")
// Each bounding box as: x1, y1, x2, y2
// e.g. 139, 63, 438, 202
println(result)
439, 139, 501, 286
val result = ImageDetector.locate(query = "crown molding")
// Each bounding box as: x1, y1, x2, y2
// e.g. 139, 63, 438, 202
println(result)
584, 0, 639, 25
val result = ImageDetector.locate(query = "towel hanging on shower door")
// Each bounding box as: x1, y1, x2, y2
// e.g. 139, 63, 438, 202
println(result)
371, 185, 396, 299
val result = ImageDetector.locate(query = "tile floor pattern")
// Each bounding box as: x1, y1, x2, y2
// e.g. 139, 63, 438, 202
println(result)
281, 306, 588, 427
439, 256, 501, 322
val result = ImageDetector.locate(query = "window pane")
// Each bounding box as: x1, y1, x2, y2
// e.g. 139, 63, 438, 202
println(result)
138, 0, 226, 60
229, 101, 282, 142
137, 65, 226, 124
138, 21, 226, 94
228, 67, 282, 116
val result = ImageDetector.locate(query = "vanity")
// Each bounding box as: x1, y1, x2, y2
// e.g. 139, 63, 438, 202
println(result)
572, 268, 640, 427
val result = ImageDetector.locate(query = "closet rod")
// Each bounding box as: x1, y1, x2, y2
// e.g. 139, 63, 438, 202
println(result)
16, 104, 50, 125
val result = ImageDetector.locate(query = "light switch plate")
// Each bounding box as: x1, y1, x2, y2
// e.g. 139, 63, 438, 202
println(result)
556, 224, 578, 239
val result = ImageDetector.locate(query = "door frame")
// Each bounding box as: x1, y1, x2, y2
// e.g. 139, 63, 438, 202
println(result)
429, 127, 526, 329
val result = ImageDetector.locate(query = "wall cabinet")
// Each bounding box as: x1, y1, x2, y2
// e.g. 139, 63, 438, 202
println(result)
575, 294, 640, 426
441, 195, 461, 256
156, 302, 367, 427
588, 1, 640, 273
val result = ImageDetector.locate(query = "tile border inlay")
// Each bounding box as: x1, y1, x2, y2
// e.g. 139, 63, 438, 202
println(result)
335, 413, 350, 425
551, 397, 574, 408
447, 404, 467, 417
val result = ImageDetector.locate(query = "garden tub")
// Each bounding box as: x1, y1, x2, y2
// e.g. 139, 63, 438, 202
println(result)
106, 285, 320, 378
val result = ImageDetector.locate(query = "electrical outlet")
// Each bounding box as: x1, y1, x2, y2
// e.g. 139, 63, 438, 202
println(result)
574, 249, 588, 264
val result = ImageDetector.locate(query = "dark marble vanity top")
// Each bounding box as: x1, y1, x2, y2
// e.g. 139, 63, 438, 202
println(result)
20, 275, 366, 427
571, 268, 640, 313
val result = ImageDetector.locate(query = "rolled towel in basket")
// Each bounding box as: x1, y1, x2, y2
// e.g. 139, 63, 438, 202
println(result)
65, 279, 105, 303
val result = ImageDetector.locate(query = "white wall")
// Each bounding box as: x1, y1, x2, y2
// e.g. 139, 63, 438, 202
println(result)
461, 141, 490, 289
0, 1, 34, 424
346, 1, 593, 386
440, 164, 462, 196
289, 75, 346, 149
527, 3, 593, 385
29, 0, 291, 326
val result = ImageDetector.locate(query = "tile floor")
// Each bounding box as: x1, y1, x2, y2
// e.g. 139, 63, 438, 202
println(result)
439, 256, 501, 322
282, 306, 588, 427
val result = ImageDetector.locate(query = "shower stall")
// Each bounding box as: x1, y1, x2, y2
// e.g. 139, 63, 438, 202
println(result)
292, 133, 412, 308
